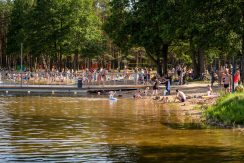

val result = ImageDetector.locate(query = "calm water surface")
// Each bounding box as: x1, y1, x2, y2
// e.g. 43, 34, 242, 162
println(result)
0, 97, 244, 162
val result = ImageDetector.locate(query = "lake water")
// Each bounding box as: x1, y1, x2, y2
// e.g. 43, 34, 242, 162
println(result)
0, 97, 244, 162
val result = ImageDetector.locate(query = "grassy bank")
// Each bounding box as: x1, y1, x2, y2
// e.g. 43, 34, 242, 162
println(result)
205, 93, 244, 125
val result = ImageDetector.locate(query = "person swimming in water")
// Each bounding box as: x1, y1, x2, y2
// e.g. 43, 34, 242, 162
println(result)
109, 91, 116, 99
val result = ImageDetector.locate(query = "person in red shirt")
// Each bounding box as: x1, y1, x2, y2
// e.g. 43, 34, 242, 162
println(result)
234, 70, 240, 90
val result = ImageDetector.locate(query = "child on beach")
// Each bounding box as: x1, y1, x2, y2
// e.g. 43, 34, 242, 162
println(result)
133, 90, 142, 99
144, 87, 150, 96
152, 78, 160, 96
207, 85, 213, 96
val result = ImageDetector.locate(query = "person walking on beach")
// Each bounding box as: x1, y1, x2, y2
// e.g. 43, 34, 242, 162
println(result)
152, 78, 160, 96
223, 71, 231, 93
161, 75, 171, 96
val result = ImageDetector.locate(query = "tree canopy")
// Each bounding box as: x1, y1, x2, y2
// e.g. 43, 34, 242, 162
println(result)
104, 0, 244, 78
5, 0, 104, 71
0, 0, 243, 81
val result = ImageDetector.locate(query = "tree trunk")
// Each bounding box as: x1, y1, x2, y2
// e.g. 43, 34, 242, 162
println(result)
241, 33, 244, 83
136, 51, 139, 67
0, 42, 6, 68
162, 44, 168, 76
59, 53, 62, 72
73, 53, 78, 71
50, 57, 53, 71
241, 4, 244, 83
190, 38, 199, 79
118, 51, 121, 70
156, 55, 162, 76
145, 48, 162, 76
0, 26, 7, 68
191, 48, 199, 79
198, 48, 205, 76
29, 53, 31, 71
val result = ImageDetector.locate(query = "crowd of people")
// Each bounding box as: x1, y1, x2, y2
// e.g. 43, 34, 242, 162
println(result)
0, 64, 242, 98
0, 67, 155, 86
129, 64, 242, 104
210, 66, 241, 93
0, 66, 175, 86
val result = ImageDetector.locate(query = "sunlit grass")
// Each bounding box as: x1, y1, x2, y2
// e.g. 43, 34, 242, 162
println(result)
205, 93, 244, 125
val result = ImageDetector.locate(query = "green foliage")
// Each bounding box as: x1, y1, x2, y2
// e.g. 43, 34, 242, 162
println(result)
0, 0, 12, 64
205, 93, 244, 125
2, 0, 244, 72
6, 0, 33, 55
6, 0, 104, 58
104, 0, 185, 75
69, 0, 104, 57
104, 0, 243, 74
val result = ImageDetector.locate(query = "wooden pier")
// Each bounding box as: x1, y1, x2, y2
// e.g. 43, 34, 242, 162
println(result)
0, 85, 147, 96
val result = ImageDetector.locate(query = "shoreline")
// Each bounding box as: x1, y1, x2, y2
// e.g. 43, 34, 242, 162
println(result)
2, 81, 237, 130
1, 85, 243, 131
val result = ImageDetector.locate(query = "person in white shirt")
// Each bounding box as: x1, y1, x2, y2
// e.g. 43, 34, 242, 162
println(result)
175, 89, 186, 102
109, 91, 116, 99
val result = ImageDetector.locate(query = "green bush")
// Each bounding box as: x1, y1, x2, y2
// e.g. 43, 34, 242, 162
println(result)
205, 93, 244, 125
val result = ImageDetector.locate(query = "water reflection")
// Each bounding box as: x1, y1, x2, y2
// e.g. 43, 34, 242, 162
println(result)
0, 97, 243, 162
109, 99, 117, 106
136, 145, 244, 162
